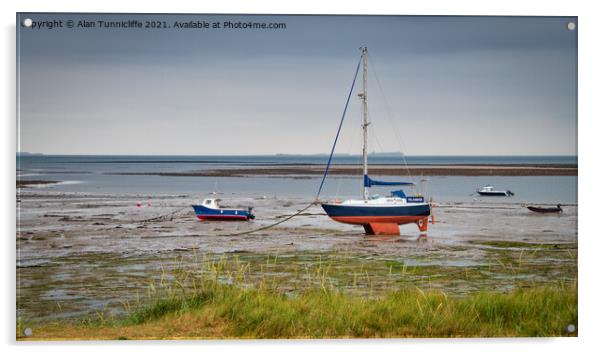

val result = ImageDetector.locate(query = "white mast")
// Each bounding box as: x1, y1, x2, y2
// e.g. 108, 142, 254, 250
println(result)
360, 47, 369, 201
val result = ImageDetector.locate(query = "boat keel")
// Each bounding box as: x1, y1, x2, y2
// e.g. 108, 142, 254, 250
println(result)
363, 223, 400, 235
330, 215, 430, 235
361, 216, 429, 235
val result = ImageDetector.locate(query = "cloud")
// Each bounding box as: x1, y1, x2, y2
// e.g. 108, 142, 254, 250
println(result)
18, 14, 577, 155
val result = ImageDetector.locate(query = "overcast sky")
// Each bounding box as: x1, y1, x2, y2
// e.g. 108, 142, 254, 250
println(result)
17, 14, 577, 155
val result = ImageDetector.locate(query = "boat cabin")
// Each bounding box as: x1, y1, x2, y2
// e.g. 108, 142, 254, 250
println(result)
201, 198, 221, 209
390, 189, 425, 203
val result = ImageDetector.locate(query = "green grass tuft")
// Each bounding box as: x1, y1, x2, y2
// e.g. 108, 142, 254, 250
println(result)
18, 251, 577, 339
119, 280, 577, 338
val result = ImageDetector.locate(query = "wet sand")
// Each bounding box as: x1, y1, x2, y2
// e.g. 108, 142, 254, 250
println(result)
111, 164, 577, 177
16, 190, 578, 322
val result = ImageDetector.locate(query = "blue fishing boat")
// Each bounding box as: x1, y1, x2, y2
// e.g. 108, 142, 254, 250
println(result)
192, 198, 255, 221
320, 47, 432, 235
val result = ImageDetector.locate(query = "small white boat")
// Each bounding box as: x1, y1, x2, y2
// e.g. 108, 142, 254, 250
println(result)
476, 185, 514, 197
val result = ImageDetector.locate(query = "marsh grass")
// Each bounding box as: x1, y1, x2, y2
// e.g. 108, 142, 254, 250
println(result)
17, 239, 577, 325
21, 279, 577, 339
19, 252, 578, 339
137, 265, 576, 337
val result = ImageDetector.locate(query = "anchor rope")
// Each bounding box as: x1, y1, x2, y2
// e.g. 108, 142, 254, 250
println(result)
218, 53, 363, 236
126, 201, 318, 236
217, 202, 318, 236
135, 206, 190, 223
316, 54, 363, 199
124, 52, 363, 235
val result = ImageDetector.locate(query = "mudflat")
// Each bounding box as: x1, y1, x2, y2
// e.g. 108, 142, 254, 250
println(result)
17, 190, 577, 325
110, 164, 577, 177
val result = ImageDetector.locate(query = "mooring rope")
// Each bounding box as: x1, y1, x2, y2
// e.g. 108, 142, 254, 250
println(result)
218, 201, 319, 236
135, 206, 190, 223
121, 53, 362, 234
316, 53, 362, 199
211, 54, 363, 236
128, 200, 319, 236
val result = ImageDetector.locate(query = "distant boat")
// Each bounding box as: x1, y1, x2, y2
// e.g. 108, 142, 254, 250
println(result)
321, 47, 431, 235
476, 185, 514, 197
192, 198, 255, 221
527, 204, 563, 213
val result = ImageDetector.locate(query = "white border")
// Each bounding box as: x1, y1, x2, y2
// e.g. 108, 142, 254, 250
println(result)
3, 1, 600, 354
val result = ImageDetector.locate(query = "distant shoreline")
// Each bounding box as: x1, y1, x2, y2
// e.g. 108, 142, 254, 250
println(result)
111, 164, 577, 177
16, 180, 59, 187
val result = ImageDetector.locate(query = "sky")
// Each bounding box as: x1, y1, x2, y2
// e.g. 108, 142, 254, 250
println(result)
17, 14, 577, 155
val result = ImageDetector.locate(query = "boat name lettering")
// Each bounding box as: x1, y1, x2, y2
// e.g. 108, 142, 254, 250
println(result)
406, 197, 425, 203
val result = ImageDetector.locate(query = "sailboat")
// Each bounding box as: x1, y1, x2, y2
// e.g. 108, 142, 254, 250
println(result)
321, 47, 431, 235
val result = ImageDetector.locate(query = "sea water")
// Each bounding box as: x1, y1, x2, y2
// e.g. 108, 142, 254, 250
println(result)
17, 155, 577, 204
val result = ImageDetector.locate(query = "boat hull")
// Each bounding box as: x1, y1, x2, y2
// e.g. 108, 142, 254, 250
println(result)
321, 203, 430, 235
192, 205, 254, 221
477, 191, 511, 196
527, 206, 562, 213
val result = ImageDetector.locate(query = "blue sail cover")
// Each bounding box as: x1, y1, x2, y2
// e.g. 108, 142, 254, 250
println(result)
363, 175, 415, 188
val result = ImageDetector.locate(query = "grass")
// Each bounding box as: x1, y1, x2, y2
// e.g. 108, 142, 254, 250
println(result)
18, 253, 578, 339
473, 240, 577, 250
18, 281, 577, 339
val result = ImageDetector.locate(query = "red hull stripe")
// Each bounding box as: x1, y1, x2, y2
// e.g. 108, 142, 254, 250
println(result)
196, 215, 248, 220
331, 215, 424, 225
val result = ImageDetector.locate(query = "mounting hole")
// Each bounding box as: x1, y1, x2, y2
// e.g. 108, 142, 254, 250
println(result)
567, 324, 576, 333
22, 18, 32, 28
567, 22, 576, 31
23, 327, 32, 336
